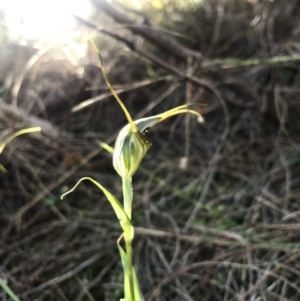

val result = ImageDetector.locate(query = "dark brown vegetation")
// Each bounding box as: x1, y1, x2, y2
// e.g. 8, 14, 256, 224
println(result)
1, 0, 300, 300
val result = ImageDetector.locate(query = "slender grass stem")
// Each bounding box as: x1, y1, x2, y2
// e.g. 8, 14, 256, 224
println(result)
122, 176, 135, 301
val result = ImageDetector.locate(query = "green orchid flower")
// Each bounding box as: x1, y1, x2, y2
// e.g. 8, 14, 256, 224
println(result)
113, 105, 204, 178
61, 41, 205, 301
91, 39, 205, 179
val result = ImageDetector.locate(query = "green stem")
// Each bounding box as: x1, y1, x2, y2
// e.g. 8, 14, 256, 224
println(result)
122, 177, 135, 301
123, 177, 133, 219
125, 236, 135, 301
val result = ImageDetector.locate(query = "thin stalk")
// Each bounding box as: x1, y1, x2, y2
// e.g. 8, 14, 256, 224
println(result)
125, 236, 135, 301
122, 177, 135, 301
123, 177, 133, 219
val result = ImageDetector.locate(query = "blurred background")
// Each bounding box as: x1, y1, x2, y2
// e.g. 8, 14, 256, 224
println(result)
1, 0, 300, 300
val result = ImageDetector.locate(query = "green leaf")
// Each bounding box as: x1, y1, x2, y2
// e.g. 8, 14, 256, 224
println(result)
98, 140, 114, 154
117, 239, 142, 301
0, 127, 41, 173
61, 177, 133, 237
0, 127, 41, 154
0, 164, 7, 173
0, 278, 21, 301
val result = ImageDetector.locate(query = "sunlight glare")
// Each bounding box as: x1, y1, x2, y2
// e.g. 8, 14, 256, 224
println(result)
0, 0, 91, 44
